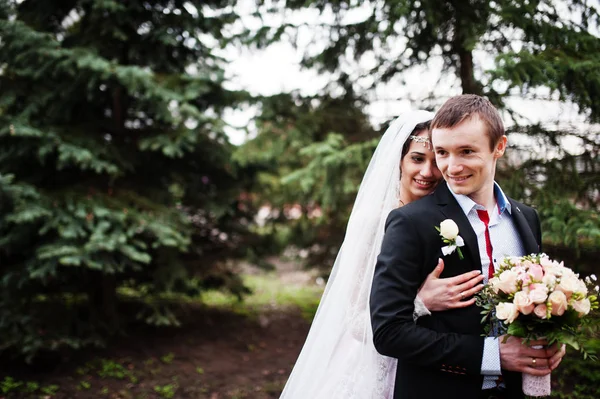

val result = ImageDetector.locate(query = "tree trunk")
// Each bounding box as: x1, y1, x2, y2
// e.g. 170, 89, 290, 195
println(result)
89, 273, 119, 332
453, 19, 482, 95
458, 49, 482, 95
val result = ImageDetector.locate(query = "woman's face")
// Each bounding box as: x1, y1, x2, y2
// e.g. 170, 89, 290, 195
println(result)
400, 130, 443, 205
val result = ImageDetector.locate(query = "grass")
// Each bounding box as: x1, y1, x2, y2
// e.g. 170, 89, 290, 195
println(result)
0, 376, 58, 397
117, 272, 324, 321
201, 274, 323, 320
550, 338, 600, 398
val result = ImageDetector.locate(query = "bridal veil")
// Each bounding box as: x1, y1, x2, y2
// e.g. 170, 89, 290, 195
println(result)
280, 110, 434, 398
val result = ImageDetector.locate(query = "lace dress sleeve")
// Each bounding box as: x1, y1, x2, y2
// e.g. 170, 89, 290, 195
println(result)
412, 295, 431, 322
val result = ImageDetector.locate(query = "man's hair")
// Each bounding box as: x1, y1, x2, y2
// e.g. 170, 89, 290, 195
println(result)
430, 94, 504, 150
401, 120, 431, 159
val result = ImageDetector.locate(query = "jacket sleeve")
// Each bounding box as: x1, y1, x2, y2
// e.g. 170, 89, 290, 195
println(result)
369, 208, 485, 375
533, 208, 542, 252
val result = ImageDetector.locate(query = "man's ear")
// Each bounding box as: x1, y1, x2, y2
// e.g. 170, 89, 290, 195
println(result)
494, 135, 507, 158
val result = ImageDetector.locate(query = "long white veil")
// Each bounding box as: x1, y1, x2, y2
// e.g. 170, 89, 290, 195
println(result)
280, 110, 435, 398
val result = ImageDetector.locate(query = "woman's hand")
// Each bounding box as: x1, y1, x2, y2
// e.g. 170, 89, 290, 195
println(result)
417, 258, 484, 311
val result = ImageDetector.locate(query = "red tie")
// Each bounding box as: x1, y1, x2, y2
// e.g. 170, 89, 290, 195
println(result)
476, 210, 495, 279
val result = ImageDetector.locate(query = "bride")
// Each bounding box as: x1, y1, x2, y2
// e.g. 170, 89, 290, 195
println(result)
280, 110, 484, 398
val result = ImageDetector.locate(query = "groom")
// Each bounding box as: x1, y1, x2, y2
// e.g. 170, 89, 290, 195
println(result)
370, 95, 566, 399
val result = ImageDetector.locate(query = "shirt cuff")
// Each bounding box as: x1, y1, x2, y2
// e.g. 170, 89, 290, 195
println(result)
481, 337, 502, 375
413, 295, 432, 322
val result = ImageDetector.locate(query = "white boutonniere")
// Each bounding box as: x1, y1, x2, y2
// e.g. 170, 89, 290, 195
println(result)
435, 219, 465, 260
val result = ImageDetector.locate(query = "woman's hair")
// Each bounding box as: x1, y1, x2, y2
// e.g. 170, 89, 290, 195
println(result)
400, 120, 431, 159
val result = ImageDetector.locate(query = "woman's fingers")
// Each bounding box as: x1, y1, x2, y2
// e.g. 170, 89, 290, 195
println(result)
459, 284, 484, 300
449, 270, 483, 285
429, 258, 445, 279
451, 297, 477, 308
447, 273, 484, 304
454, 274, 484, 296
459, 273, 485, 288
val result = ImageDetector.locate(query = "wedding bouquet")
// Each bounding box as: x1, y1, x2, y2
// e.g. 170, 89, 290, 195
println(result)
476, 253, 599, 397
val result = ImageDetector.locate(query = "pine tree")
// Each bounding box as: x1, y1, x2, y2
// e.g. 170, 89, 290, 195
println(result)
0, 0, 254, 359
235, 85, 379, 271
257, 0, 600, 267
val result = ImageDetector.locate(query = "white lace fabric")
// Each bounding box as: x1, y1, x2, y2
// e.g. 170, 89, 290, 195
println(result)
280, 111, 435, 399
522, 343, 552, 397
413, 295, 432, 322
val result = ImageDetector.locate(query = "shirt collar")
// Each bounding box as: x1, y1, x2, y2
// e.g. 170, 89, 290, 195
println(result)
446, 182, 511, 215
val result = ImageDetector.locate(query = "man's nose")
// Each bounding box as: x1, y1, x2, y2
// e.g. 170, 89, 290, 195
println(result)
448, 156, 463, 174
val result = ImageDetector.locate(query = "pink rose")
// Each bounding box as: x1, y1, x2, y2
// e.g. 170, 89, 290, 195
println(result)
528, 283, 549, 304
513, 291, 534, 315
496, 302, 519, 324
518, 272, 532, 286
533, 304, 548, 319
549, 291, 568, 316
496, 270, 519, 295
572, 298, 591, 317
528, 264, 544, 282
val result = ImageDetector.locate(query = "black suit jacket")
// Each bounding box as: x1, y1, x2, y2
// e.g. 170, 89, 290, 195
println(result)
370, 183, 541, 399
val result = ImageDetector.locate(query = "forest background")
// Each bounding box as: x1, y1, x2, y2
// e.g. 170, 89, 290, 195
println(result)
0, 0, 598, 398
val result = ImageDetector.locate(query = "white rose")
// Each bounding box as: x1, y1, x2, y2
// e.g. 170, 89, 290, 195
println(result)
513, 291, 534, 315
572, 298, 591, 317
495, 270, 519, 295
556, 274, 580, 298
439, 219, 459, 240
542, 273, 557, 289
540, 256, 553, 268
496, 302, 519, 324
575, 280, 588, 296
542, 262, 564, 278
488, 277, 500, 294
561, 267, 577, 279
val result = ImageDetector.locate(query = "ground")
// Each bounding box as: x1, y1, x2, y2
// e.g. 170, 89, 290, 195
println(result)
1, 260, 599, 399
0, 260, 319, 399
0, 307, 312, 399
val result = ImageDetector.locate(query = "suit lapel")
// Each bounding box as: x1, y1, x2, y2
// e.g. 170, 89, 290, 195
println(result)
508, 199, 539, 254
435, 184, 481, 271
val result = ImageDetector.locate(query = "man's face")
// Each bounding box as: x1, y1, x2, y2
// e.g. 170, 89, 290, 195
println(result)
431, 116, 506, 205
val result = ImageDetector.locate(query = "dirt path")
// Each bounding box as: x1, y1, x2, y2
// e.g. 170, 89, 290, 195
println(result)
0, 257, 318, 398
0, 306, 311, 399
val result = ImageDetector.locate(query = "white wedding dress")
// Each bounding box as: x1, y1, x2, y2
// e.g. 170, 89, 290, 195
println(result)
280, 110, 435, 398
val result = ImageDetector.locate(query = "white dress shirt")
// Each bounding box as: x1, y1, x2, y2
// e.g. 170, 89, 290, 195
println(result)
448, 182, 525, 389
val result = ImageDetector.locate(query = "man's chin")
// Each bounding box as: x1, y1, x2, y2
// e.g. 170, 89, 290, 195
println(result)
447, 183, 471, 195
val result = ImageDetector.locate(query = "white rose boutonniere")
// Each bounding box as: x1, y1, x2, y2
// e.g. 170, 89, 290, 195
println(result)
435, 219, 465, 259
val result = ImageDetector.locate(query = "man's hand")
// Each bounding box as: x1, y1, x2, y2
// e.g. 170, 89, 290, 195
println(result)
418, 258, 484, 311
499, 335, 567, 375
